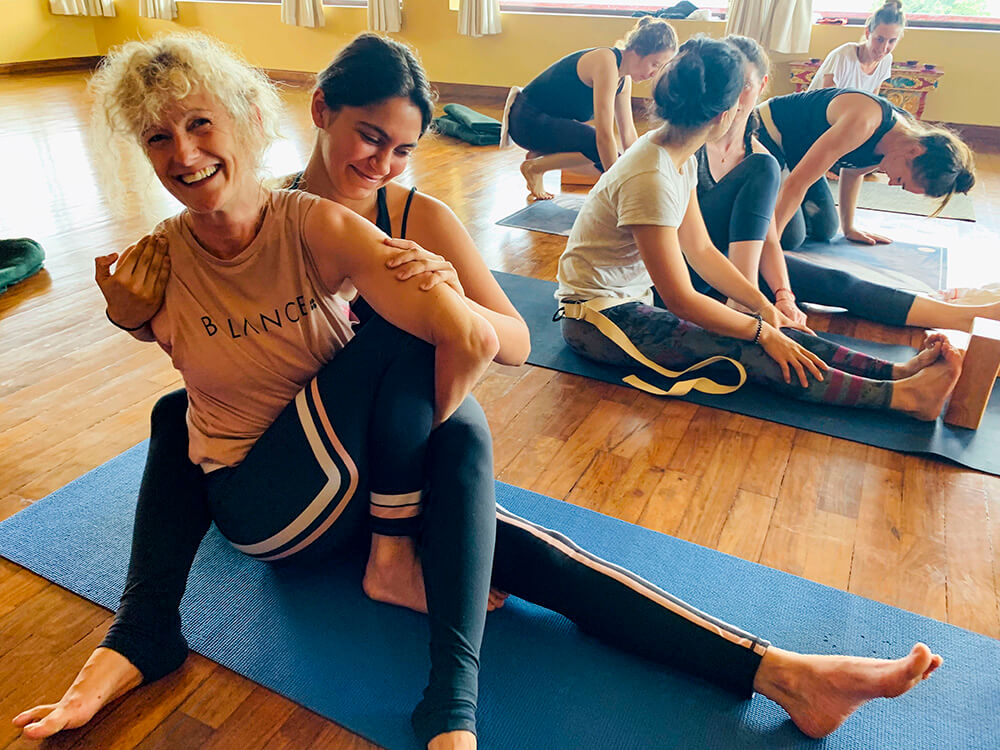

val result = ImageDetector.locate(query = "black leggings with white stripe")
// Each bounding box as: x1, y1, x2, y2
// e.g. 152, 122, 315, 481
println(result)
103, 317, 767, 746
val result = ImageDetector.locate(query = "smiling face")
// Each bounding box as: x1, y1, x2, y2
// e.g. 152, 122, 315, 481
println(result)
633, 48, 677, 82
312, 93, 423, 201
142, 91, 252, 215
865, 23, 903, 62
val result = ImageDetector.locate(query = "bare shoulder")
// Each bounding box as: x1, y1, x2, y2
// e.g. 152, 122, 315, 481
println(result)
828, 92, 883, 128
578, 47, 619, 84
386, 185, 465, 242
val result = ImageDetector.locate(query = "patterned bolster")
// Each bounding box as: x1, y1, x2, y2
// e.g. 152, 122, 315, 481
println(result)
369, 490, 423, 537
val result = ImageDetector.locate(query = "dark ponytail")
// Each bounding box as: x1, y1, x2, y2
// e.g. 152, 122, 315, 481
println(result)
651, 36, 743, 131
316, 33, 436, 135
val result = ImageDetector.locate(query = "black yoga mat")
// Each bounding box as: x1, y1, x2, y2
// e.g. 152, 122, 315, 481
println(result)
495, 271, 999, 476
495, 199, 948, 292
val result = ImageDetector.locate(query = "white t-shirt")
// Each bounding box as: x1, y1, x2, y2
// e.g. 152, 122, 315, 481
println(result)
557, 132, 697, 301
807, 43, 892, 95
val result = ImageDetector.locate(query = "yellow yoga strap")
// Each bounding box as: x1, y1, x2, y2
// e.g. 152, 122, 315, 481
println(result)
559, 297, 747, 397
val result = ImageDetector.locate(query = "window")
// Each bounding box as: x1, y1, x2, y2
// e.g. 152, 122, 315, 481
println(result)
497, 0, 726, 16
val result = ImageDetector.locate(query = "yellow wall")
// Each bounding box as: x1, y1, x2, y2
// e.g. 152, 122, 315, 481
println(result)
9, 0, 1000, 126
1, 0, 99, 64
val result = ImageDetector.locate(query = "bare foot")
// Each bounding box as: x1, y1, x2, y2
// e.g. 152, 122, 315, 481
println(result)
890, 342, 963, 420
12, 647, 143, 739
754, 643, 942, 738
520, 159, 553, 200
892, 332, 948, 379
363, 534, 428, 614
428, 729, 477, 750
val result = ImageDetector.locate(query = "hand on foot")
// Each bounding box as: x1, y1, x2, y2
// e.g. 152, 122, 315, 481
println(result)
13, 647, 143, 739
891, 341, 963, 420
363, 534, 428, 614
488, 588, 509, 611
893, 332, 948, 379
520, 159, 553, 200
754, 643, 942, 739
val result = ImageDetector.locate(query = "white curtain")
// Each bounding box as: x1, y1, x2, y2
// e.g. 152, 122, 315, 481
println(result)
726, 0, 812, 54
458, 0, 501, 37
368, 0, 401, 32
139, 0, 177, 20
281, 0, 325, 28
49, 0, 115, 16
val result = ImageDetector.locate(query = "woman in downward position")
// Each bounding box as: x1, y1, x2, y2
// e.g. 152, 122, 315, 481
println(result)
697, 35, 1000, 332
508, 17, 678, 200
16, 32, 943, 750
557, 35, 963, 420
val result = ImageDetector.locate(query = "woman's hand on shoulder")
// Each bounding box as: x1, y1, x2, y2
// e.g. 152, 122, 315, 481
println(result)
383, 237, 464, 296
95, 234, 170, 329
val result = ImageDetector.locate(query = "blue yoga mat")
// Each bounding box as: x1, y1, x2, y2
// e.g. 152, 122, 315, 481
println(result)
494, 199, 947, 292
0, 443, 998, 748
494, 271, 1000, 477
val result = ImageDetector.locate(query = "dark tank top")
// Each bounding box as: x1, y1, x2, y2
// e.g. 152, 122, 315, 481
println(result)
765, 88, 903, 170
521, 47, 626, 122
288, 174, 417, 326
695, 113, 758, 202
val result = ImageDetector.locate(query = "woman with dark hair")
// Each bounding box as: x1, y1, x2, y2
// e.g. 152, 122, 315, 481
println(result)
507, 17, 678, 199
557, 36, 963, 420
696, 35, 1000, 331
16, 30, 949, 750
809, 1, 905, 95
756, 86, 975, 250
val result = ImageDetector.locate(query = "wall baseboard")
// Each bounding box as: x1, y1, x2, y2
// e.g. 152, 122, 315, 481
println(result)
0, 56, 101, 76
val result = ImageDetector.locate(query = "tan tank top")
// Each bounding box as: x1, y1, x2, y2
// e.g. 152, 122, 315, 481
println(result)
150, 189, 355, 469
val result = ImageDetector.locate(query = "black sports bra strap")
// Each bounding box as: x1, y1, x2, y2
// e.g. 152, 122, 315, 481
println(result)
401, 186, 418, 240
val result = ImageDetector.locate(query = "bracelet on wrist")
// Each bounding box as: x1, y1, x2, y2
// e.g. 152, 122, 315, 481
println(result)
773, 287, 795, 300
106, 309, 149, 332
751, 312, 763, 345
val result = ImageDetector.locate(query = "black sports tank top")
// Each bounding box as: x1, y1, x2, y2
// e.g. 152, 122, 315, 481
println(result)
695, 113, 758, 202
764, 88, 903, 170
521, 48, 626, 122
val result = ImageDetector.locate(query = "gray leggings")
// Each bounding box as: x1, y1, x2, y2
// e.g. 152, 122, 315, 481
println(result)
562, 301, 896, 409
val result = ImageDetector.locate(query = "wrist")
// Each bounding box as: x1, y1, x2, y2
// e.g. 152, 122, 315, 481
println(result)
773, 287, 795, 303
105, 309, 150, 332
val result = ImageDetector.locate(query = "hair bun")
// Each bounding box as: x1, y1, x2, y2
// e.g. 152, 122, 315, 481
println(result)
637, 15, 651, 26
884, 0, 902, 9
955, 169, 975, 194
652, 36, 742, 130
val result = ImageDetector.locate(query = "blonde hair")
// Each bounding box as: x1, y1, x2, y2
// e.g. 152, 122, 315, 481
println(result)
618, 17, 678, 58
898, 118, 975, 216
88, 32, 283, 218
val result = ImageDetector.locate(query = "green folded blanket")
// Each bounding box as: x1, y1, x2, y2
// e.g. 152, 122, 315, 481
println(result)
442, 103, 502, 134
433, 113, 500, 146
0, 238, 45, 294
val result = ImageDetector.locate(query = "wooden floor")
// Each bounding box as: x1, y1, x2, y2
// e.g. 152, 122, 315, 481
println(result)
2, 72, 999, 749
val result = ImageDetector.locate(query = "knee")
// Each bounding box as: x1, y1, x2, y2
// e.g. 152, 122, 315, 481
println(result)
781, 220, 806, 251
435, 397, 492, 463
743, 153, 781, 187
149, 389, 189, 433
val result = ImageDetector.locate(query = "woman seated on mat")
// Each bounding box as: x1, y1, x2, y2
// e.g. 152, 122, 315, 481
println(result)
756, 84, 975, 250
557, 35, 963, 421
508, 17, 677, 200
808, 1, 905, 95
15, 31, 945, 750
698, 35, 1000, 332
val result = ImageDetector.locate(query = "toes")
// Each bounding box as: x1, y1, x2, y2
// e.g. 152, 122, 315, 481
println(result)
12, 704, 56, 727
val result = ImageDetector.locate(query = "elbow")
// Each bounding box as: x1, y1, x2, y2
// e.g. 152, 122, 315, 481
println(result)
494, 324, 531, 367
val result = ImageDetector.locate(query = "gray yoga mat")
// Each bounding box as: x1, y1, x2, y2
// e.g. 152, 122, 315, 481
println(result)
495, 199, 948, 292
1, 442, 998, 749
835, 180, 976, 222
494, 271, 999, 477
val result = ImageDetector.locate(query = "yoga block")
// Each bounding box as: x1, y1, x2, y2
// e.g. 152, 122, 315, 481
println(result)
944, 317, 1000, 430
560, 168, 599, 187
